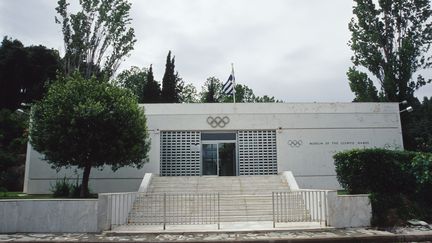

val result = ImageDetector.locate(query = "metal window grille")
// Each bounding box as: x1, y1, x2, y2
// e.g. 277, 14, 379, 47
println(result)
160, 131, 201, 176
238, 130, 277, 175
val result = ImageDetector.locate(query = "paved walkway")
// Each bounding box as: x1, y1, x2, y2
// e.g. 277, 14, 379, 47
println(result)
112, 221, 324, 233
1, 226, 432, 242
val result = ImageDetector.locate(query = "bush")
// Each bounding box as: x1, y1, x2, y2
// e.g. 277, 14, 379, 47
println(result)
409, 153, 432, 206
334, 148, 432, 226
0, 109, 27, 191
50, 176, 93, 198
333, 148, 416, 194
50, 177, 72, 197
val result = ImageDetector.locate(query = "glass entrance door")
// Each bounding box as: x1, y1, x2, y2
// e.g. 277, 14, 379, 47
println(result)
202, 144, 218, 175
202, 142, 236, 176
218, 143, 235, 176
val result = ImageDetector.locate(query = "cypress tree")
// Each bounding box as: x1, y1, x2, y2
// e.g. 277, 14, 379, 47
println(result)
161, 51, 179, 103
142, 64, 161, 103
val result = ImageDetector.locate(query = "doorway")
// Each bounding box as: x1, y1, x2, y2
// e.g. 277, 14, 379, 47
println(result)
202, 142, 236, 176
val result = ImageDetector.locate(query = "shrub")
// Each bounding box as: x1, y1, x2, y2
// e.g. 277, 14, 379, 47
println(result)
333, 148, 416, 194
0, 186, 7, 197
409, 153, 432, 207
50, 177, 72, 197
50, 176, 94, 198
334, 148, 432, 226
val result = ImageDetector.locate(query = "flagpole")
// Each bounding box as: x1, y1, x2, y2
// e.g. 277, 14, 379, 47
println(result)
231, 63, 236, 104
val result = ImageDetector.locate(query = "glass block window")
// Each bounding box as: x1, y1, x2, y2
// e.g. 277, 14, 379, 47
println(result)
238, 130, 277, 175
160, 131, 201, 176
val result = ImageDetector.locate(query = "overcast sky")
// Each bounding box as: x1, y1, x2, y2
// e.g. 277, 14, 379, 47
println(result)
0, 0, 431, 102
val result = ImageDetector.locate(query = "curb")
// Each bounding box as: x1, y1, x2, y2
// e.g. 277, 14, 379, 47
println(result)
5, 234, 432, 243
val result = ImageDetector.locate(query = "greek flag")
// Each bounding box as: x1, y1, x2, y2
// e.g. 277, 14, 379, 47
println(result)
222, 74, 235, 95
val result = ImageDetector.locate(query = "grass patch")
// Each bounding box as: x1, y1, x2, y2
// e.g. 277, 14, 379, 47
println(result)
0, 191, 54, 199
0, 191, 98, 199
337, 190, 350, 195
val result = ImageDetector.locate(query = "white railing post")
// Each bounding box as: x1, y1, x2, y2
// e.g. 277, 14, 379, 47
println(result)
163, 193, 166, 230
217, 193, 220, 230
272, 190, 329, 225
272, 192, 275, 228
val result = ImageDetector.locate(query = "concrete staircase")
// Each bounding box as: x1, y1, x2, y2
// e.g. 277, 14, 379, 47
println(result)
128, 175, 309, 224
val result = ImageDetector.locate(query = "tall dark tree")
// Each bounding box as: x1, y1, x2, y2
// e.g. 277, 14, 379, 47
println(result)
175, 71, 184, 101
55, 0, 136, 79
179, 83, 199, 103
200, 77, 222, 103
347, 0, 432, 150
347, 67, 379, 102
348, 0, 432, 103
255, 95, 282, 103
0, 109, 27, 191
142, 65, 161, 103
407, 97, 432, 152
115, 66, 147, 102
221, 84, 256, 103
0, 37, 61, 110
161, 51, 180, 103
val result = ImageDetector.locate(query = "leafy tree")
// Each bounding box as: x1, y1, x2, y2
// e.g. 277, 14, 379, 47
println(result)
161, 51, 180, 103
222, 84, 256, 103
255, 95, 281, 103
179, 83, 199, 103
347, 67, 379, 102
0, 37, 60, 110
236, 84, 256, 102
55, 0, 136, 79
115, 66, 147, 102
407, 97, 432, 152
200, 77, 222, 103
175, 71, 185, 102
347, 0, 432, 102
348, 0, 432, 150
0, 109, 28, 191
30, 73, 150, 197
220, 84, 281, 103
199, 79, 281, 103
142, 65, 161, 103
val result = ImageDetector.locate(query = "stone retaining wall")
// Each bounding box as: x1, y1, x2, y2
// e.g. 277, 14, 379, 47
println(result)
0, 199, 98, 233
327, 191, 372, 228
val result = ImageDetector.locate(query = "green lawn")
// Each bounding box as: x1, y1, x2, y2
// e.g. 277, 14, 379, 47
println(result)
0, 191, 98, 199
0, 192, 54, 199
337, 190, 350, 195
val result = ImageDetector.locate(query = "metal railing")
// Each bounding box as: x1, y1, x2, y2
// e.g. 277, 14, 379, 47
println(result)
107, 192, 220, 230
107, 192, 138, 227
106, 190, 327, 230
272, 190, 328, 227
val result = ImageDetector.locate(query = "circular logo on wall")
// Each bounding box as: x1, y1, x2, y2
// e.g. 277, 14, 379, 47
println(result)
207, 116, 230, 128
288, 140, 303, 148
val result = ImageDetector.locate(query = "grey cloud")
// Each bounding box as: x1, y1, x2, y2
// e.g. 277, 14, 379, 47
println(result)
2, 0, 426, 103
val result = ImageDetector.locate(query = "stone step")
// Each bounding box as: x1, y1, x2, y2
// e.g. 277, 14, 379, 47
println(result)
126, 175, 306, 224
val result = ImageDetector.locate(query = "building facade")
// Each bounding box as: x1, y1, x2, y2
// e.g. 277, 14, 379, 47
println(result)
24, 103, 403, 193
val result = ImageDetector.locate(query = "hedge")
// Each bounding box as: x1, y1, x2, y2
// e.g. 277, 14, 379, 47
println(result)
334, 148, 432, 226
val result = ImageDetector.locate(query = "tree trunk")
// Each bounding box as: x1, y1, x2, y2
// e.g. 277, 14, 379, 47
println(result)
80, 164, 92, 198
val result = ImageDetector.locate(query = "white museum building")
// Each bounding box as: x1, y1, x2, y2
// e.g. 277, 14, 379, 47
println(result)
24, 102, 403, 194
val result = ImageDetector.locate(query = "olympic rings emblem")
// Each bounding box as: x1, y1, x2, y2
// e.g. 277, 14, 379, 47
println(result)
288, 140, 303, 148
207, 116, 230, 128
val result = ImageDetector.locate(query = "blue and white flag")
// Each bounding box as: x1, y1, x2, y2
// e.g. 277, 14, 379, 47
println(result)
222, 74, 235, 96
222, 64, 236, 104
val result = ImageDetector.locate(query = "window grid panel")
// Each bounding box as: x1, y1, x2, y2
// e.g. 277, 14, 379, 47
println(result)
238, 130, 277, 175
160, 131, 201, 176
